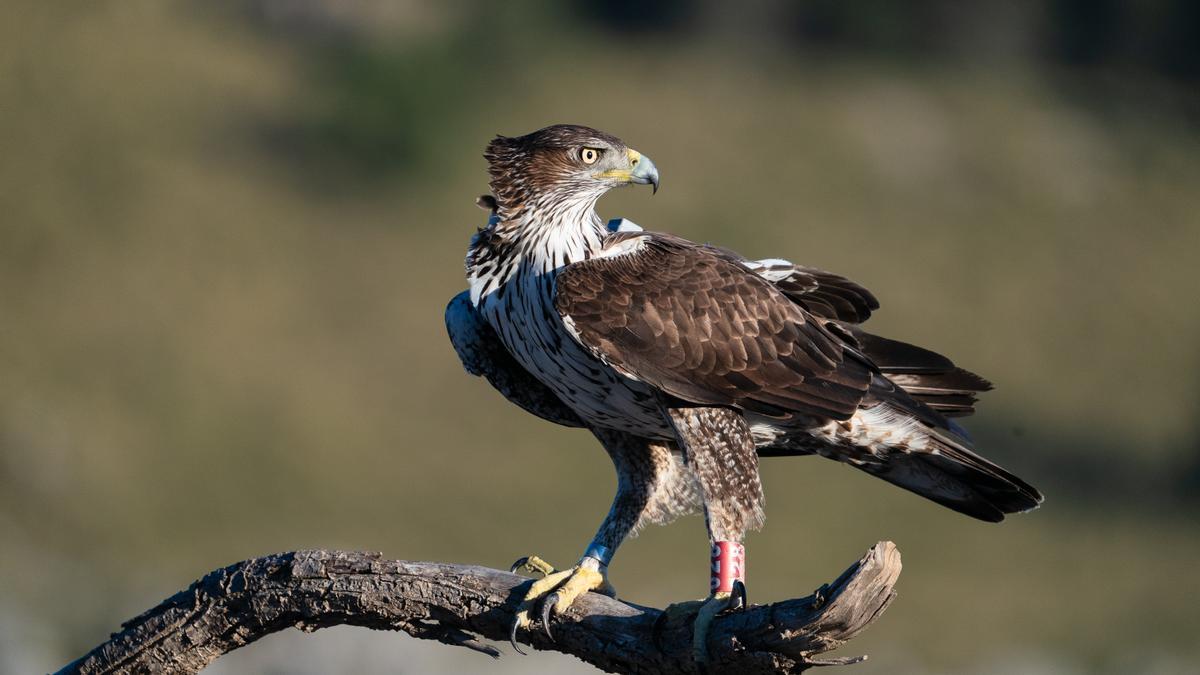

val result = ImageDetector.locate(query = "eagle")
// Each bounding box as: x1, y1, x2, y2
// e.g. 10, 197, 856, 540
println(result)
445, 124, 1042, 661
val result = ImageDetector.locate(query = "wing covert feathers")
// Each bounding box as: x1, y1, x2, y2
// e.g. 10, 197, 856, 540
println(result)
556, 234, 874, 421
739, 258, 880, 323
849, 327, 993, 417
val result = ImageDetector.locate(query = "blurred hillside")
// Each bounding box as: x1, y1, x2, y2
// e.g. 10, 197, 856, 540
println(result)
2, 1, 1199, 673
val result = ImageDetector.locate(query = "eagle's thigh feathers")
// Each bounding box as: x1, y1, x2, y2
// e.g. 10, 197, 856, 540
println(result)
591, 430, 702, 551
630, 444, 703, 534
666, 407, 765, 543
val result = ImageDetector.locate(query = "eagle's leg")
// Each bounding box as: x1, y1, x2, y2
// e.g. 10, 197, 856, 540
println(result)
664, 406, 765, 664
509, 429, 681, 651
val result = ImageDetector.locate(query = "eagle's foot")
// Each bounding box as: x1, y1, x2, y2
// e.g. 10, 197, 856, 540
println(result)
508, 559, 614, 654
661, 580, 748, 665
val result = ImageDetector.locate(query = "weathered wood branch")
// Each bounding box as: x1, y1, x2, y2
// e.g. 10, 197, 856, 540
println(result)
59, 542, 901, 675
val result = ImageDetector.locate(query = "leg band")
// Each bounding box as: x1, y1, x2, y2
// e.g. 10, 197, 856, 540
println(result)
582, 543, 613, 568
710, 541, 745, 593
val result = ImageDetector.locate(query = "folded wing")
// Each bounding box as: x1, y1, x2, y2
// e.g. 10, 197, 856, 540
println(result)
555, 233, 875, 422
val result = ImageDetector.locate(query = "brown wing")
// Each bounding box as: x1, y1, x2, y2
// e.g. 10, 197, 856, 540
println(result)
842, 326, 993, 418
555, 233, 873, 421
732, 256, 879, 324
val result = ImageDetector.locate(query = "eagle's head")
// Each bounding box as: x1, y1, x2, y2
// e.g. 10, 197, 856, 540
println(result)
484, 124, 659, 218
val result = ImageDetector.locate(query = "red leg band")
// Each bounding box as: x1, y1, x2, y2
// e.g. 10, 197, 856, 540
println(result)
710, 541, 745, 593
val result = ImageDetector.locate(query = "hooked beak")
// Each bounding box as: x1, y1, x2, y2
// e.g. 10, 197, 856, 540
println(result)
627, 149, 659, 194
593, 148, 660, 194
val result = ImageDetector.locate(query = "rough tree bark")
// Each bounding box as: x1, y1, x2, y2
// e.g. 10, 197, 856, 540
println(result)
59, 541, 901, 675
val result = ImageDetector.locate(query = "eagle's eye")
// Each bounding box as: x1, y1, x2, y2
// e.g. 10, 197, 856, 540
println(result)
580, 147, 601, 165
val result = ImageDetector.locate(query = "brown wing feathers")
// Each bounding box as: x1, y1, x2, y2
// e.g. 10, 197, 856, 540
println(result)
769, 266, 880, 323
847, 328, 993, 417
556, 234, 874, 421
552, 232, 1040, 521
707, 249, 880, 324
726, 256, 991, 418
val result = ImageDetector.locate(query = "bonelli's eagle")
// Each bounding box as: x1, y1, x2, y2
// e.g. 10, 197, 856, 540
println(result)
446, 124, 1042, 661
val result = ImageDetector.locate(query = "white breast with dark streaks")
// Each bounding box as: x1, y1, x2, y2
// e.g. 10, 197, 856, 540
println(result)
476, 269, 672, 438
469, 223, 672, 439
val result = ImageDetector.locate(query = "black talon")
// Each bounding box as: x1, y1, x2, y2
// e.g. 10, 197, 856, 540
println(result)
540, 592, 559, 640
510, 556, 530, 574
731, 580, 747, 611
509, 618, 527, 655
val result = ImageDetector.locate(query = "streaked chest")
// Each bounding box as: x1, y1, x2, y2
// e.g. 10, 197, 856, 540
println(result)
471, 261, 670, 438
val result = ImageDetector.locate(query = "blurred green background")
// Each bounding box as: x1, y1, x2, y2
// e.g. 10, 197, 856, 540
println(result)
3, 1, 1199, 673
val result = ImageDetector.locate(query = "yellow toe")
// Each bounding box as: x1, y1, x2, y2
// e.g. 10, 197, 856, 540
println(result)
513, 607, 530, 630
692, 591, 733, 663
512, 555, 557, 578
550, 567, 607, 614
510, 559, 615, 650
524, 568, 574, 601
513, 567, 571, 630
514, 565, 609, 629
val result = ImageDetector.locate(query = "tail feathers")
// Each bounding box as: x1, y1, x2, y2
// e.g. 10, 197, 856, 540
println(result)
858, 426, 1044, 522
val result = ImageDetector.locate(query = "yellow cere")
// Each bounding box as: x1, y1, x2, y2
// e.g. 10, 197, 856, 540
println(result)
593, 150, 640, 181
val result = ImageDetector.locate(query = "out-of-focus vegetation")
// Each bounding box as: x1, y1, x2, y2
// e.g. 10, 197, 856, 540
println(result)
2, 1, 1198, 673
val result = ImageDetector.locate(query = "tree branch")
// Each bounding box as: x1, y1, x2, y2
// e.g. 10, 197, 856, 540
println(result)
58, 541, 901, 675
